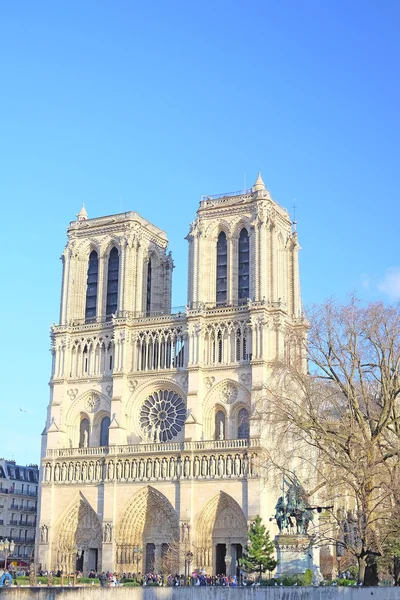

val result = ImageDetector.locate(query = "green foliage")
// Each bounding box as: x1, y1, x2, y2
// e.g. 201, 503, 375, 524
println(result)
123, 581, 140, 587
240, 515, 277, 579
304, 568, 313, 585
259, 574, 309, 586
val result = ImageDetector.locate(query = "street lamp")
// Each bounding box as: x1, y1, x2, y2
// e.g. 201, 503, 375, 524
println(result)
0, 539, 15, 570
185, 551, 193, 584
134, 546, 142, 576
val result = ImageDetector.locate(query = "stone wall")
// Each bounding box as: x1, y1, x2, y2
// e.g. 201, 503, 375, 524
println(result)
0, 587, 399, 600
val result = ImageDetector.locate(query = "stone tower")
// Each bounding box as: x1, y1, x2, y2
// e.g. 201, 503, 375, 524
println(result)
37, 175, 307, 576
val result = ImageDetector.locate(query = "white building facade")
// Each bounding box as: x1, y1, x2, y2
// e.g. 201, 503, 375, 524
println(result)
37, 173, 307, 575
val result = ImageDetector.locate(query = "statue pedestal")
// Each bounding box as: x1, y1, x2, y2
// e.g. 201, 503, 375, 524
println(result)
274, 534, 317, 576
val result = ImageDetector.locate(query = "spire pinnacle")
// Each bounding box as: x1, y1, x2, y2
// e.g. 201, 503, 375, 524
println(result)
252, 172, 266, 192
76, 204, 88, 221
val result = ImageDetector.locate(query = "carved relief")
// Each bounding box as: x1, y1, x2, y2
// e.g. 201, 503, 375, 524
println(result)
204, 376, 215, 390
219, 381, 238, 404
67, 389, 79, 401
84, 393, 100, 413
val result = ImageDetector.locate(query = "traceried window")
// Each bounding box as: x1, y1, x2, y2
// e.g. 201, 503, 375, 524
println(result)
216, 232, 227, 305
238, 228, 249, 302
85, 250, 98, 322
140, 390, 186, 442
79, 418, 90, 448
215, 410, 226, 440
106, 247, 119, 317
146, 260, 152, 316
100, 416, 110, 446
237, 408, 249, 439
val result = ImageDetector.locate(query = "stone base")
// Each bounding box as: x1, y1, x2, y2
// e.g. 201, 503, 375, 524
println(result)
274, 534, 317, 576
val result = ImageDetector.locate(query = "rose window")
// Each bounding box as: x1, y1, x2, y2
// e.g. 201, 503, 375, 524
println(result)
140, 390, 186, 442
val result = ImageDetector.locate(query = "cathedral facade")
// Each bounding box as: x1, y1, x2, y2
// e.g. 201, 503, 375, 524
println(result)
36, 173, 307, 576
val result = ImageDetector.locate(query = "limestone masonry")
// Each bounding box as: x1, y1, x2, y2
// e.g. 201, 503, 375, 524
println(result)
36, 174, 307, 575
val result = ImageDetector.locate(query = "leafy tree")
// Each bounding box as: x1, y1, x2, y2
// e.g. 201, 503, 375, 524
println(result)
240, 515, 277, 579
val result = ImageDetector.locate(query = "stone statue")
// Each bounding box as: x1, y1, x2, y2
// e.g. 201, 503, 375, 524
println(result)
131, 459, 137, 479
88, 462, 94, 480
226, 454, 232, 476
217, 455, 224, 477
209, 455, 216, 477
161, 457, 168, 479
139, 458, 145, 478
219, 420, 224, 440
176, 456, 182, 478
184, 456, 191, 478
234, 454, 241, 476
169, 457, 176, 478
83, 429, 88, 448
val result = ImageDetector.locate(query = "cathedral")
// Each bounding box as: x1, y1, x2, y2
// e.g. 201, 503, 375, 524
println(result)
36, 173, 307, 576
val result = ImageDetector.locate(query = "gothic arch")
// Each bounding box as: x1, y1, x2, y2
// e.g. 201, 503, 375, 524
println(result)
205, 219, 231, 241
102, 238, 122, 258
54, 493, 102, 572
117, 485, 179, 545
65, 390, 110, 427
196, 491, 247, 549
231, 217, 252, 239
202, 379, 250, 440
66, 390, 111, 448
75, 238, 102, 261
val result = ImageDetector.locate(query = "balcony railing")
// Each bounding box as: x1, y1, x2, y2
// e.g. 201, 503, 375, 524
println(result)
10, 505, 36, 512
46, 437, 264, 459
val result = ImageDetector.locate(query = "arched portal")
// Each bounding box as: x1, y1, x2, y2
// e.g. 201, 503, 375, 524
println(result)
55, 495, 102, 574
116, 486, 179, 573
196, 492, 247, 576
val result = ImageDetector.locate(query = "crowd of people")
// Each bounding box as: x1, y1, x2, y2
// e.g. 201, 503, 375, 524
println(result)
0, 565, 245, 587
95, 570, 242, 587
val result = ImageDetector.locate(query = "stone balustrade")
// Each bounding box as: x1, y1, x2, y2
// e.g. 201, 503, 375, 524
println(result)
46, 437, 263, 458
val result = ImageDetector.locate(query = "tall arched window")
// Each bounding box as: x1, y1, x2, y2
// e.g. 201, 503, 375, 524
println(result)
146, 260, 152, 316
85, 250, 98, 322
100, 416, 110, 446
106, 247, 119, 317
216, 232, 227, 305
79, 418, 90, 448
237, 408, 249, 439
215, 410, 226, 440
238, 228, 249, 302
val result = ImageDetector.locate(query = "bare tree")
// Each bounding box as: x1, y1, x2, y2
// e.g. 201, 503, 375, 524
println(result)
259, 297, 400, 584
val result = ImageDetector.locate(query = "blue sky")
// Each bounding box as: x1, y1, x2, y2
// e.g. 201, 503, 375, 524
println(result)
1, 0, 399, 465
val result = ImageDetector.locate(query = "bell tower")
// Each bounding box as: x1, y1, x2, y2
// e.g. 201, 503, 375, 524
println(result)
184, 173, 306, 440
